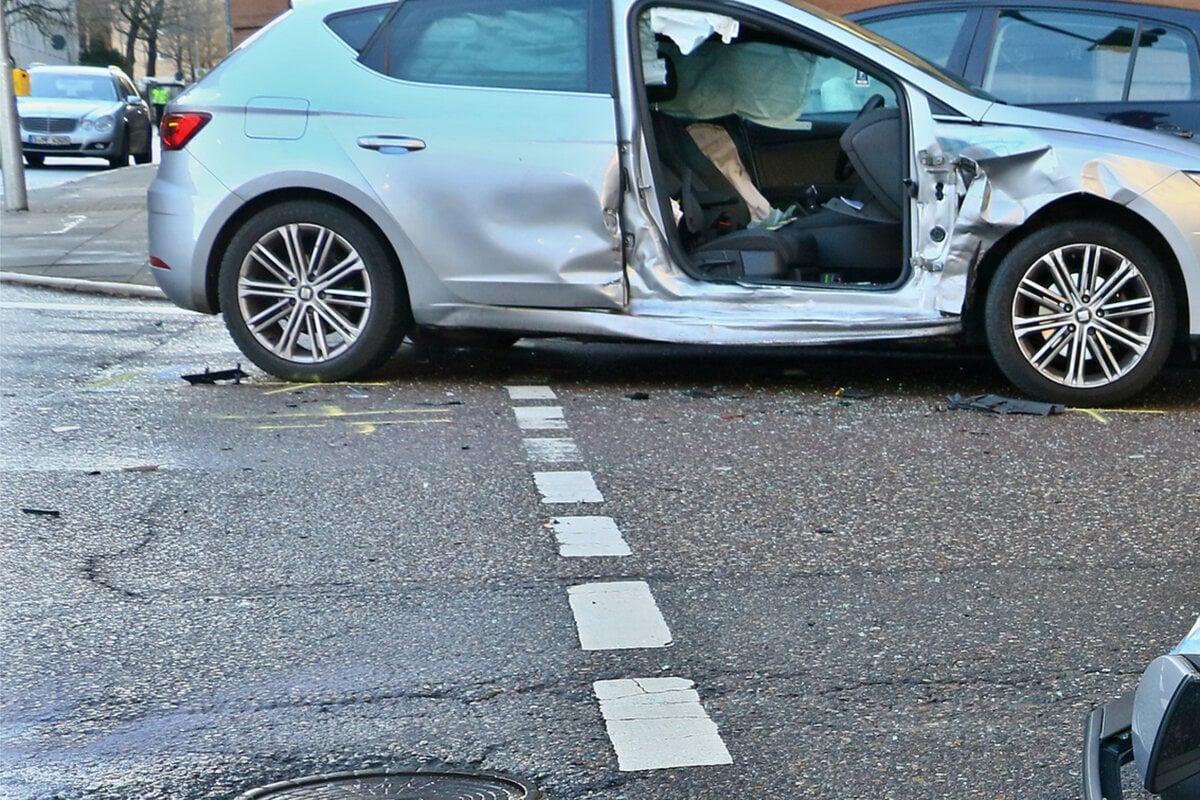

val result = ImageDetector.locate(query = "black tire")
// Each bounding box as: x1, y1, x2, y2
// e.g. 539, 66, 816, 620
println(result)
984, 220, 1175, 405
24, 154, 45, 168
217, 200, 412, 382
133, 134, 152, 165
107, 132, 129, 168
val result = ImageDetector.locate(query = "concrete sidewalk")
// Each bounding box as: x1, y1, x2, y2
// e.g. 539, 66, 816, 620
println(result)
0, 165, 164, 298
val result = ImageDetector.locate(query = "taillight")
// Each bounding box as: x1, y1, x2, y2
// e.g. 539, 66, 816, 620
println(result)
160, 112, 211, 150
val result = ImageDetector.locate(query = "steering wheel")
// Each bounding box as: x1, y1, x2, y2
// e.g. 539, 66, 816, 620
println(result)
834, 94, 887, 182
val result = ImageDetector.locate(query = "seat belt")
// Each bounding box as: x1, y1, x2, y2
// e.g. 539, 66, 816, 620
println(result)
686, 123, 772, 222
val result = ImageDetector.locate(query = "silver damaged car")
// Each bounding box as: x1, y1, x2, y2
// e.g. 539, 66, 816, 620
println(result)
147, 0, 1200, 404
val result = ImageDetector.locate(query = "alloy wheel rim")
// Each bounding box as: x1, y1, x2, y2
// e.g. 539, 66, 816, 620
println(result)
236, 223, 372, 364
1010, 242, 1155, 389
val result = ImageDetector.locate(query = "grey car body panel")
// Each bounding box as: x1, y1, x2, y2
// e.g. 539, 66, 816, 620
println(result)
149, 0, 1200, 344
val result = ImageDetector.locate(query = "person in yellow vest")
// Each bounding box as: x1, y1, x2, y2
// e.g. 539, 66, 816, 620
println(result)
150, 82, 169, 125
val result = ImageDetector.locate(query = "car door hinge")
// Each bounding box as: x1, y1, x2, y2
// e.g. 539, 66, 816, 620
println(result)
912, 255, 943, 273
918, 149, 947, 168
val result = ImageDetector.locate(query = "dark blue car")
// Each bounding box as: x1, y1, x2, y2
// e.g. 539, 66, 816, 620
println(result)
849, 0, 1200, 139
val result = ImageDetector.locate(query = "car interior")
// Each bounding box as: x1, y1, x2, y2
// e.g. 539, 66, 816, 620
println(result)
639, 7, 910, 288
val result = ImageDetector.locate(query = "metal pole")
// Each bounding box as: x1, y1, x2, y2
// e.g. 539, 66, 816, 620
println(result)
0, 7, 29, 212
223, 0, 234, 52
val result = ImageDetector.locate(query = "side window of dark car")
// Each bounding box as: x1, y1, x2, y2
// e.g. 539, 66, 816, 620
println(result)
861, 11, 969, 69
984, 9, 1199, 105
359, 0, 601, 93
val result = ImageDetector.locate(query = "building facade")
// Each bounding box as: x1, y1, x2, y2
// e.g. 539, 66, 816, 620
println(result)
228, 0, 289, 46
6, 0, 79, 68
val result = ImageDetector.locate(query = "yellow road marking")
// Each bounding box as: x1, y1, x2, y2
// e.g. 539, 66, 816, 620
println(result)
86, 370, 148, 388
220, 404, 447, 421
258, 381, 391, 396
1068, 408, 1169, 425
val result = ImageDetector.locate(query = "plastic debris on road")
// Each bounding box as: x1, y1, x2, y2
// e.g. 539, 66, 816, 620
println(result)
947, 393, 1065, 416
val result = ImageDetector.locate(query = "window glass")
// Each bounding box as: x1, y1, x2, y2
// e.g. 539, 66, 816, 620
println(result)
1129, 26, 1198, 101
804, 56, 897, 117
29, 72, 118, 101
326, 5, 393, 53
862, 11, 967, 69
985, 10, 1136, 103
361, 0, 590, 92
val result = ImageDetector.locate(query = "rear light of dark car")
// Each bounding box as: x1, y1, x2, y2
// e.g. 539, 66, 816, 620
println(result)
160, 112, 211, 151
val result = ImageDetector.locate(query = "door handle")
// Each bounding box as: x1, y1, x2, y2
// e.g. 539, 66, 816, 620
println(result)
357, 135, 426, 152
1154, 123, 1194, 139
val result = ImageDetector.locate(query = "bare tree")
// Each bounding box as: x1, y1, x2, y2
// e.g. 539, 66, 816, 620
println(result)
2, 0, 73, 40
158, 0, 222, 81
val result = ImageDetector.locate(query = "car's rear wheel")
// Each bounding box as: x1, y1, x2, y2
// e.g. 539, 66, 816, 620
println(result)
218, 200, 411, 382
985, 221, 1175, 405
24, 154, 44, 168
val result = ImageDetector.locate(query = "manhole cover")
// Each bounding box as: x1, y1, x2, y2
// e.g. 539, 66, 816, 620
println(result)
237, 769, 542, 800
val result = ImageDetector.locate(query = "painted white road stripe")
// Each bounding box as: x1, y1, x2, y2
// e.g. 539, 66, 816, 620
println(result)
594, 678, 733, 771
568, 581, 672, 650
506, 385, 557, 401
523, 438, 581, 464
534, 471, 603, 503
514, 406, 568, 430
549, 516, 631, 557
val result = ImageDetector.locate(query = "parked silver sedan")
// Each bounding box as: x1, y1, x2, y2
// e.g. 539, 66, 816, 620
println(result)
147, 0, 1200, 404
19, 65, 153, 168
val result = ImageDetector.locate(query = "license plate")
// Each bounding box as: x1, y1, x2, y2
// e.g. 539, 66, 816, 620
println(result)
30, 135, 70, 145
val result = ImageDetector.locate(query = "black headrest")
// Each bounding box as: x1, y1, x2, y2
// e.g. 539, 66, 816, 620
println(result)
840, 107, 904, 220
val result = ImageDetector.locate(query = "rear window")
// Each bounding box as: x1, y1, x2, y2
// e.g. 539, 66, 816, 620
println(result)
359, 0, 593, 92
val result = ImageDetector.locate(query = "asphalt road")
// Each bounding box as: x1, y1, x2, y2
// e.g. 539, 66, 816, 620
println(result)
1, 286, 1197, 800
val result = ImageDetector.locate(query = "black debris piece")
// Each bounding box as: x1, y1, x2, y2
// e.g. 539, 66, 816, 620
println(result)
21, 508, 61, 517
625, 392, 651, 400
947, 393, 1065, 416
182, 364, 248, 385
835, 387, 875, 400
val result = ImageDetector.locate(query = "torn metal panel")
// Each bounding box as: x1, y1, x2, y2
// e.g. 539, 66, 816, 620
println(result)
933, 122, 1197, 316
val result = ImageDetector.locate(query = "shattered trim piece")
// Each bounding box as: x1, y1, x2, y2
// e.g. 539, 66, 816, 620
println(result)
182, 364, 248, 385
947, 393, 1065, 416
593, 677, 733, 771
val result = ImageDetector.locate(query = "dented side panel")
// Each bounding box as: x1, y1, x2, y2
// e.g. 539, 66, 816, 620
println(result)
935, 122, 1199, 319
323, 81, 626, 313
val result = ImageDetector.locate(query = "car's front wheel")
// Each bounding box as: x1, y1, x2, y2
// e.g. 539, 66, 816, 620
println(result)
985, 221, 1175, 405
107, 132, 129, 168
218, 200, 411, 382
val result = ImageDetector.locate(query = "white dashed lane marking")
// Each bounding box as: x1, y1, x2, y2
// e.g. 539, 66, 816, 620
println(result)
594, 678, 733, 771
533, 471, 603, 503
549, 516, 631, 557
514, 406, 568, 430
504, 383, 733, 772
506, 385, 558, 401
568, 581, 672, 650
523, 438, 582, 464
